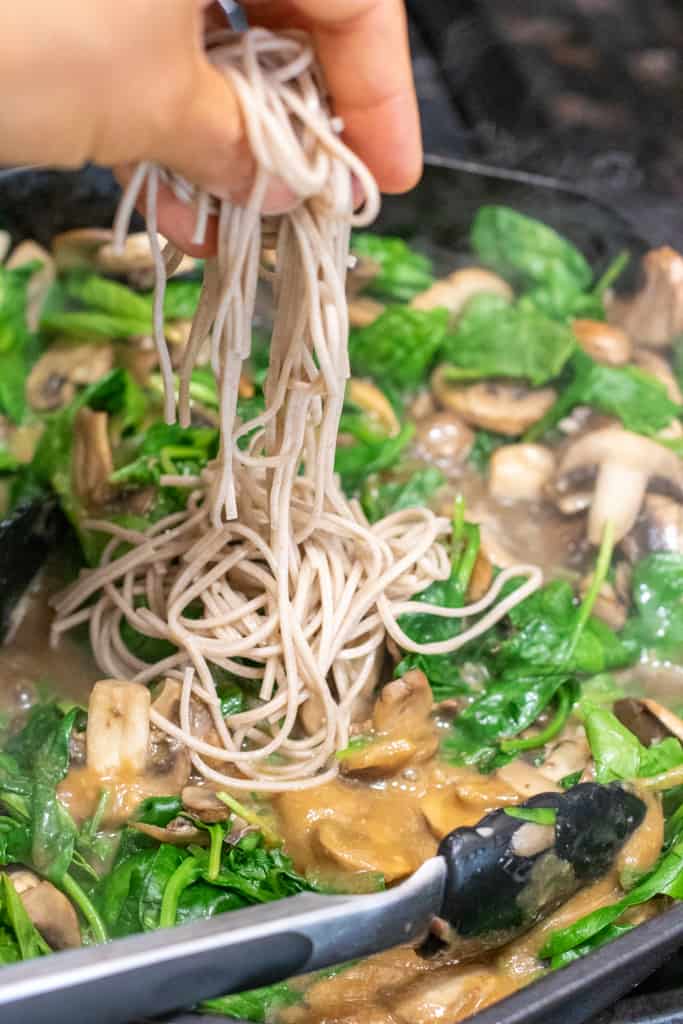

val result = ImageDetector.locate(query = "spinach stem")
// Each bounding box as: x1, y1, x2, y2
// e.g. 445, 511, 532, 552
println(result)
217, 792, 280, 847
61, 871, 107, 944
159, 856, 201, 929
455, 524, 480, 593
500, 685, 572, 754
565, 520, 615, 659
207, 824, 224, 881
593, 250, 629, 297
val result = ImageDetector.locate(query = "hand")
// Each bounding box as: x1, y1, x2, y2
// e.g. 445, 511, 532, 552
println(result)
0, 0, 421, 253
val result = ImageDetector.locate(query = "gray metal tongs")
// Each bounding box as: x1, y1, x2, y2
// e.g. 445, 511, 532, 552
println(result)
0, 782, 646, 1024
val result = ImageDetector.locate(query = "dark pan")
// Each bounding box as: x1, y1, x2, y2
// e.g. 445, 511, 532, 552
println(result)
0, 159, 678, 1024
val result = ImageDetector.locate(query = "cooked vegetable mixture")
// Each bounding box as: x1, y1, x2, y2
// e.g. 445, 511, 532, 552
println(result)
0, 207, 681, 1022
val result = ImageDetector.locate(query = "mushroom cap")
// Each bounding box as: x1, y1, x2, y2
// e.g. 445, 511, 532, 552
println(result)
572, 319, 632, 367
608, 246, 683, 347
411, 267, 513, 317
489, 443, 556, 502
557, 426, 683, 543
559, 426, 683, 484
432, 370, 556, 437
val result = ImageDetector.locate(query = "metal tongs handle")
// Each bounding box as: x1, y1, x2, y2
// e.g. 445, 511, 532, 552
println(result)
0, 861, 446, 1024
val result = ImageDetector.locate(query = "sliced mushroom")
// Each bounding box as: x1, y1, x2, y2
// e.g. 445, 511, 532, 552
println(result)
621, 494, 683, 562
96, 233, 196, 289
572, 319, 632, 366
608, 246, 683, 346
614, 698, 683, 746
432, 369, 556, 437
489, 444, 556, 502
633, 350, 683, 405
372, 670, 433, 733
347, 378, 400, 437
538, 733, 591, 784
8, 871, 81, 950
411, 268, 512, 317
181, 785, 231, 823
496, 760, 562, 799
578, 575, 627, 630
413, 411, 474, 468
132, 819, 207, 846
348, 296, 385, 328
467, 550, 493, 602
86, 679, 151, 777
51, 228, 114, 271
554, 427, 683, 543
391, 965, 502, 1024
315, 820, 415, 882
27, 342, 114, 411
6, 241, 55, 331
340, 671, 438, 776
72, 407, 114, 508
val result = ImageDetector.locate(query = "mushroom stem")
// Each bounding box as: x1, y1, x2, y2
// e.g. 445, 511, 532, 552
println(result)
589, 461, 648, 544
86, 680, 151, 777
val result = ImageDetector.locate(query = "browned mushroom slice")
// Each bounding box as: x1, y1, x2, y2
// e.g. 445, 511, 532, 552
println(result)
621, 495, 683, 563
538, 732, 591, 784
27, 342, 114, 411
489, 443, 556, 502
9, 870, 81, 949
467, 550, 493, 602
347, 378, 400, 437
432, 369, 557, 437
633, 350, 683, 405
72, 407, 114, 508
182, 785, 232, 823
496, 760, 562, 799
340, 670, 438, 776
96, 232, 196, 288
614, 698, 683, 746
413, 411, 474, 469
391, 965, 505, 1024
315, 820, 415, 882
411, 268, 512, 317
348, 296, 385, 328
572, 319, 632, 366
52, 228, 114, 270
554, 426, 683, 543
608, 246, 683, 346
132, 819, 207, 846
6, 241, 55, 331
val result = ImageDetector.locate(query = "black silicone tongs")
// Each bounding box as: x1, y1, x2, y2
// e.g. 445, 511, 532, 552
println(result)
0, 782, 647, 1024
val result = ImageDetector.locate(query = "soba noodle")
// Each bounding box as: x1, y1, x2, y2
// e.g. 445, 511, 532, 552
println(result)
51, 28, 542, 791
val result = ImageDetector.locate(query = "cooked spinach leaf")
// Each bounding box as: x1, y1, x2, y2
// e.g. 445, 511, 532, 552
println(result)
335, 417, 413, 496
361, 466, 444, 523
525, 350, 681, 441
581, 702, 683, 784
351, 234, 433, 302
623, 553, 683, 656
348, 307, 449, 391
541, 834, 683, 965
0, 262, 44, 422
440, 293, 575, 386
470, 206, 592, 300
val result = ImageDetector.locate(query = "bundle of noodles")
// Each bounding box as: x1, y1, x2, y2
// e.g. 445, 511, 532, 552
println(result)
51, 28, 542, 791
